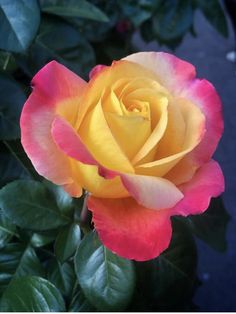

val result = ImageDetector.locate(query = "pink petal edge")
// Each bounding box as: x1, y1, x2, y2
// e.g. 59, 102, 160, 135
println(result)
88, 196, 172, 261
20, 61, 86, 196
172, 160, 225, 216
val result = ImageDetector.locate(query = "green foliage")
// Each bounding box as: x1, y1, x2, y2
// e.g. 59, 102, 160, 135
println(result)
0, 210, 17, 248
55, 223, 81, 263
129, 219, 198, 311
0, 152, 29, 188
47, 259, 76, 298
69, 283, 95, 312
0, 0, 40, 53
0, 180, 71, 231
0, 74, 26, 140
41, 0, 109, 22
74, 232, 135, 311
0, 276, 66, 311
153, 0, 193, 41
184, 197, 230, 251
196, 0, 228, 37
0, 243, 44, 295
140, 0, 228, 48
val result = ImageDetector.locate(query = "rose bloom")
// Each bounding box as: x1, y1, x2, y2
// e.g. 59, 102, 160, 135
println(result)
20, 52, 224, 261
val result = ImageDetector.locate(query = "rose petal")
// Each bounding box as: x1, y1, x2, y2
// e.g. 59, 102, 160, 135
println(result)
104, 111, 151, 160
51, 116, 98, 166
136, 97, 206, 177
51, 116, 128, 198
132, 96, 169, 164
51, 115, 117, 180
20, 61, 86, 196
76, 60, 157, 129
79, 101, 134, 173
120, 173, 183, 210
165, 79, 223, 185
181, 78, 223, 164
123, 52, 196, 93
88, 196, 172, 261
75, 163, 129, 198
89, 64, 108, 79
171, 160, 225, 216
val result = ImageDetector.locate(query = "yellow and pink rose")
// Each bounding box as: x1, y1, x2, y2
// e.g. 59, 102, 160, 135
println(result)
20, 52, 224, 261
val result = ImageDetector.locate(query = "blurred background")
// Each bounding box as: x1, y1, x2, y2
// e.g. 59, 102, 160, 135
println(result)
0, 0, 235, 311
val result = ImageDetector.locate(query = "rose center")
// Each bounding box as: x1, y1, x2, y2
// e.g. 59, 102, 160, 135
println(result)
122, 99, 150, 120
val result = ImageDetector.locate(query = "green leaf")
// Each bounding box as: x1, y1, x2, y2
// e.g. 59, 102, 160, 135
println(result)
0, 210, 17, 248
0, 243, 44, 295
44, 180, 75, 216
30, 232, 56, 248
185, 197, 230, 251
74, 232, 135, 311
130, 219, 197, 311
197, 0, 228, 37
0, 0, 40, 53
0, 74, 26, 140
41, 0, 109, 22
47, 258, 76, 297
17, 18, 96, 79
55, 223, 81, 263
0, 152, 29, 188
153, 0, 193, 41
0, 276, 65, 311
67, 2, 119, 44
69, 282, 95, 312
2, 140, 39, 180
118, 0, 155, 28
140, 19, 156, 42
0, 180, 71, 231
0, 51, 17, 72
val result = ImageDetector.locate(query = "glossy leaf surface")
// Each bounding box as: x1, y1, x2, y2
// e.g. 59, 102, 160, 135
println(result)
0, 180, 71, 231
0, 276, 65, 311
75, 232, 135, 311
0, 0, 40, 52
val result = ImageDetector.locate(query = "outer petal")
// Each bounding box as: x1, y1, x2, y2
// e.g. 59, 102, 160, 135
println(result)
165, 79, 223, 185
181, 78, 223, 164
88, 197, 172, 261
20, 61, 87, 196
52, 116, 98, 166
120, 173, 183, 210
171, 160, 225, 216
89, 64, 108, 79
123, 52, 196, 93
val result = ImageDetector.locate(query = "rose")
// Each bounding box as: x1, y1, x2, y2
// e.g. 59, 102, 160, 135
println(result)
20, 52, 224, 261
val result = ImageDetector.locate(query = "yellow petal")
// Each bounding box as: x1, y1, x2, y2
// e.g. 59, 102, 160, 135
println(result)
132, 96, 169, 164
102, 89, 123, 115
136, 98, 205, 177
123, 87, 168, 129
75, 60, 157, 130
104, 111, 151, 160
79, 100, 134, 173
75, 162, 129, 198
164, 156, 198, 185
155, 99, 186, 159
